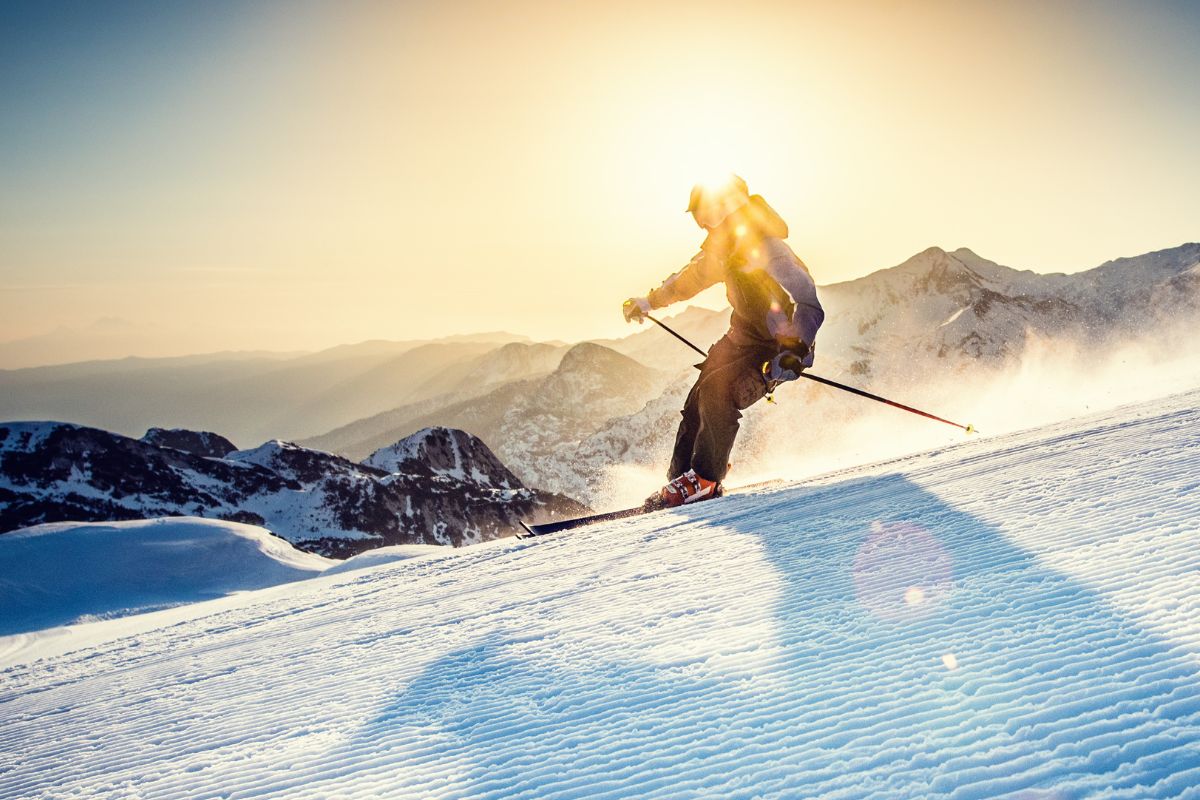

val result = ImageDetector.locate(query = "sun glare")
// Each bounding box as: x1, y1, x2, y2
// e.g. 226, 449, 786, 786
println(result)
605, 70, 810, 217
694, 171, 743, 194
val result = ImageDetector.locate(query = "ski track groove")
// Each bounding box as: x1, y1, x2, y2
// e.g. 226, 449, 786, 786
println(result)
3, 389, 1200, 797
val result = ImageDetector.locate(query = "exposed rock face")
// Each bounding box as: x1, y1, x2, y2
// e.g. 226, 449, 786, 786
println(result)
0, 423, 289, 529
364, 427, 521, 489
141, 427, 237, 458
0, 423, 586, 558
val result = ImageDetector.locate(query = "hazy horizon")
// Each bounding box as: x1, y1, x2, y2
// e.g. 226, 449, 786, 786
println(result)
3, 0, 1199, 357
2, 238, 1198, 369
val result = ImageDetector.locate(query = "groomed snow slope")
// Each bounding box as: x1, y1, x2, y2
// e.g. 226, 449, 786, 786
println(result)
3, 387, 1200, 799
0, 518, 334, 636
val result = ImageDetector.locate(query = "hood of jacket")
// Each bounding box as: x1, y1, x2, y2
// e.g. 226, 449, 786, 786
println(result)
701, 194, 789, 254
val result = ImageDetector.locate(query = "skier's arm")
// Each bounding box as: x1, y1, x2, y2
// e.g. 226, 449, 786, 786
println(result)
646, 249, 723, 310
763, 244, 824, 365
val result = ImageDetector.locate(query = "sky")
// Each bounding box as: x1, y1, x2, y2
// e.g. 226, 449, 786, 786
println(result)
2, 0, 1199, 357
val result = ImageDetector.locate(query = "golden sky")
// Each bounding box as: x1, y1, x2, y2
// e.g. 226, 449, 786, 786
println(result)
2, 0, 1198, 354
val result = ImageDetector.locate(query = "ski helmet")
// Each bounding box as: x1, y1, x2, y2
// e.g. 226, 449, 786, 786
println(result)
687, 174, 749, 213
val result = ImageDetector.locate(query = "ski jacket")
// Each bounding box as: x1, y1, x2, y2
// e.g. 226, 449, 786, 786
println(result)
646, 195, 824, 365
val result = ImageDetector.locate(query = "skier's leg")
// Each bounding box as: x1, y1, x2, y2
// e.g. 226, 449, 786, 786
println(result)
690, 380, 740, 483
690, 351, 770, 483
648, 338, 767, 509
667, 381, 702, 480
665, 334, 737, 480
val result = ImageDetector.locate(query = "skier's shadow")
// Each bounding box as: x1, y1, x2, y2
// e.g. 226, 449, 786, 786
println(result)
311, 474, 1200, 799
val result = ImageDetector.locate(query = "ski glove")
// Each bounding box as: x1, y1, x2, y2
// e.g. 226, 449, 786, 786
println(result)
623, 297, 652, 324
762, 349, 807, 385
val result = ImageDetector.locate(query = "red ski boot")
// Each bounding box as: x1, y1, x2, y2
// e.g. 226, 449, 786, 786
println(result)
644, 469, 723, 510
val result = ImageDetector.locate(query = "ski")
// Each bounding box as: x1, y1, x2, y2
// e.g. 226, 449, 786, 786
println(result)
516, 479, 783, 538
518, 505, 648, 537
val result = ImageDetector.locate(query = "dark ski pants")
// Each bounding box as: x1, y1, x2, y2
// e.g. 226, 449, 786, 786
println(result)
668, 332, 776, 483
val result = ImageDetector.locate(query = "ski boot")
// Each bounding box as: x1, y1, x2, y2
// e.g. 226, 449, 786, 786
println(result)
643, 469, 724, 511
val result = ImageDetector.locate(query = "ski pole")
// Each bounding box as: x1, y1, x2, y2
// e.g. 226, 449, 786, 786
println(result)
644, 313, 708, 358
643, 313, 977, 434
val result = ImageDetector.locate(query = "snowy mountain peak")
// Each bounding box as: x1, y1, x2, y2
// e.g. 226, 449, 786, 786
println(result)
1, 420, 583, 554
364, 427, 520, 489
854, 246, 999, 299
0, 421, 82, 453
1090, 241, 1200, 281
228, 438, 301, 462
229, 439, 385, 483
915, 245, 951, 260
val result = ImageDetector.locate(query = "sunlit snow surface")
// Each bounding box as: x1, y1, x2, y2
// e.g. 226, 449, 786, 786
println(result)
4, 387, 1200, 799
0, 518, 334, 636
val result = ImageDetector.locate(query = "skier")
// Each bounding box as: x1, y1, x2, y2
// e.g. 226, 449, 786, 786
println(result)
623, 175, 824, 509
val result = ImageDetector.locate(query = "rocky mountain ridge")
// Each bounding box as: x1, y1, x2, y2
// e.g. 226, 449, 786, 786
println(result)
4, 243, 1196, 515
0, 422, 585, 557
818, 243, 1200, 379
296, 243, 1200, 507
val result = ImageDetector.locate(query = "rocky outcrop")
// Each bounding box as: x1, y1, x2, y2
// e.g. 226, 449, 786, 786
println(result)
364, 426, 521, 489
141, 427, 237, 458
0, 423, 586, 558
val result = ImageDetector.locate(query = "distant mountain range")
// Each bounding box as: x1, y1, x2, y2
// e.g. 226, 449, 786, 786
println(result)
0, 422, 584, 556
817, 243, 1200, 382
0, 336, 556, 446
2, 242, 1197, 516
301, 342, 671, 488
309, 242, 1200, 505
0, 318, 298, 371
0, 321, 543, 372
